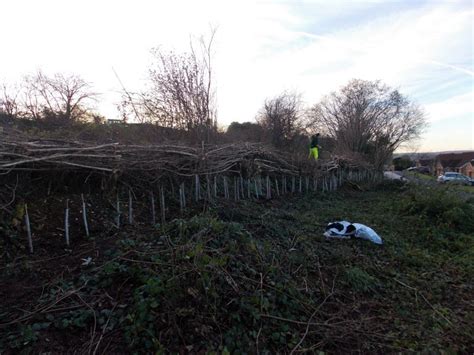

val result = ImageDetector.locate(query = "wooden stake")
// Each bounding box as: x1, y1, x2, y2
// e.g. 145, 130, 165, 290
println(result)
234, 177, 239, 201
65, 199, 70, 247
183, 182, 187, 208
24, 203, 33, 253
150, 191, 156, 225
266, 176, 271, 199
254, 178, 259, 199
299, 176, 302, 193
115, 194, 120, 229
275, 177, 280, 196
160, 187, 166, 225
195, 175, 200, 202
81, 194, 90, 237
179, 182, 186, 213
128, 189, 133, 224
213, 176, 217, 198
206, 175, 212, 201
223, 176, 229, 199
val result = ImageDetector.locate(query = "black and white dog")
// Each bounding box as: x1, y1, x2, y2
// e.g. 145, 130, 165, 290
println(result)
324, 220, 383, 244
324, 220, 356, 238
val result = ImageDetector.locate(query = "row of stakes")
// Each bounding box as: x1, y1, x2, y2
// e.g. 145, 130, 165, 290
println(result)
22, 169, 380, 253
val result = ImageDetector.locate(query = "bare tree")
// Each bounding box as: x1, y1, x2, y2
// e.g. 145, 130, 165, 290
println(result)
257, 91, 303, 148
307, 79, 426, 169
22, 71, 97, 121
128, 29, 217, 140
0, 82, 21, 118
226, 121, 264, 142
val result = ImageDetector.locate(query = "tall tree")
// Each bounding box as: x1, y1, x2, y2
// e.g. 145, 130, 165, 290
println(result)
0, 82, 21, 118
22, 71, 97, 121
307, 79, 426, 169
257, 92, 303, 148
130, 28, 217, 141
226, 121, 264, 142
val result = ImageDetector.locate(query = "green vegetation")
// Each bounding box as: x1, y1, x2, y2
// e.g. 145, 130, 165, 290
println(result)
1, 182, 473, 353
405, 171, 436, 181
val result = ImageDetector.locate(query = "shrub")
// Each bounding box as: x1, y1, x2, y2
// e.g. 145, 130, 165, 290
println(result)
402, 188, 474, 232
344, 267, 379, 293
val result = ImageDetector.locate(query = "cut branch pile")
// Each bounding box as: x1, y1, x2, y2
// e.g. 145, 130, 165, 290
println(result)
0, 135, 362, 179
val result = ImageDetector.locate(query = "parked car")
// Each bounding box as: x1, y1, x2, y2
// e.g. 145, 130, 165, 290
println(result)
406, 166, 431, 174
437, 172, 473, 186
417, 166, 431, 174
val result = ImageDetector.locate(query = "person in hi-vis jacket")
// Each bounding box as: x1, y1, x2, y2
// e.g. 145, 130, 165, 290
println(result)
309, 133, 320, 160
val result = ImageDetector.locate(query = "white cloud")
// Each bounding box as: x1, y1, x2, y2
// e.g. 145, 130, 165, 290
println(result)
215, 1, 473, 124
424, 92, 474, 122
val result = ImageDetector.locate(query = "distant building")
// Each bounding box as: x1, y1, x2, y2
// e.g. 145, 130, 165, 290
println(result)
107, 119, 125, 124
415, 158, 435, 174
415, 152, 474, 177
436, 152, 474, 177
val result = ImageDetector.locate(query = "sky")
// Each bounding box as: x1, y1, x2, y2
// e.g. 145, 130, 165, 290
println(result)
0, 0, 473, 152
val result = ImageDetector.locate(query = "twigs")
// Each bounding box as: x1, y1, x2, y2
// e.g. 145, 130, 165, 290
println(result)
0, 285, 85, 327
75, 293, 97, 355
290, 276, 336, 354
393, 278, 453, 326
0, 174, 18, 210
0, 138, 357, 178
91, 302, 118, 355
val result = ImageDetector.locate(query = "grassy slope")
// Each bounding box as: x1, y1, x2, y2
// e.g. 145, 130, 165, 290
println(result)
1, 182, 473, 353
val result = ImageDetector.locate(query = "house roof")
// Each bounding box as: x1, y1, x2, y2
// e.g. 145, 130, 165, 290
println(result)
437, 152, 474, 168
417, 159, 434, 166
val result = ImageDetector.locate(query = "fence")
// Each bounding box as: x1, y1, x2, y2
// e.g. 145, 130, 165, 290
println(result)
0, 137, 382, 254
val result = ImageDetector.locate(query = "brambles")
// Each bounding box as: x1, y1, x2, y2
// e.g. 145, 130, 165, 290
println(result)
402, 186, 474, 233
1, 183, 473, 352
344, 267, 379, 293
